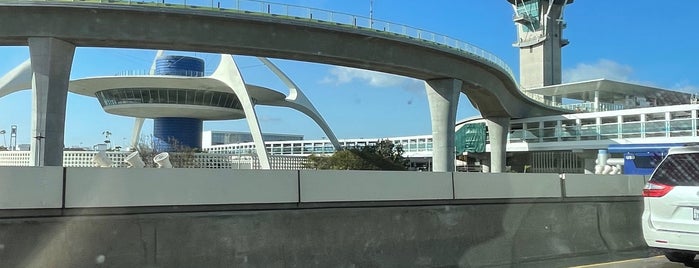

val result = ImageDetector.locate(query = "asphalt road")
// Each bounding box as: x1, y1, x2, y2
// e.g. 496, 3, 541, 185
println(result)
571, 255, 699, 268
493, 250, 699, 268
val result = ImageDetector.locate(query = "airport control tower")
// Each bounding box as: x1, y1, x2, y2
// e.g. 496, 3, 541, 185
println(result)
508, 0, 572, 92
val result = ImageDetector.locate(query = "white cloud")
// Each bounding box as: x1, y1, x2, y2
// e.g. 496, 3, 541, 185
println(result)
564, 59, 699, 94
672, 80, 699, 94
562, 59, 634, 83
321, 66, 423, 93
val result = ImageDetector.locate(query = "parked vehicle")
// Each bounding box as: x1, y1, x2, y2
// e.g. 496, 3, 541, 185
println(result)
642, 146, 699, 264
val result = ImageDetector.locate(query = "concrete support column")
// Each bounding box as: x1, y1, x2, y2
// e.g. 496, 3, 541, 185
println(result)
593, 91, 600, 112
485, 117, 510, 173
28, 38, 75, 166
425, 79, 461, 172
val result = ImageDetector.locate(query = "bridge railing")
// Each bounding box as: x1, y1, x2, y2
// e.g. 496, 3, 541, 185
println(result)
7, 0, 518, 87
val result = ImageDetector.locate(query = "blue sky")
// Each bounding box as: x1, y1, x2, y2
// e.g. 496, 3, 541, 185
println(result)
0, 0, 697, 148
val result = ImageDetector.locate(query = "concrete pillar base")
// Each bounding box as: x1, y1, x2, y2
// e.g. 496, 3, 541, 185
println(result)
485, 117, 510, 173
28, 37, 75, 166
425, 79, 462, 172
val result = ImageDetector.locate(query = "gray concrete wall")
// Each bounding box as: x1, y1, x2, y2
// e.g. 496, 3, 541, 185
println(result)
0, 168, 649, 267
564, 174, 647, 197
0, 168, 648, 209
299, 170, 453, 202
0, 200, 646, 268
65, 168, 299, 207
454, 173, 561, 199
0, 167, 63, 209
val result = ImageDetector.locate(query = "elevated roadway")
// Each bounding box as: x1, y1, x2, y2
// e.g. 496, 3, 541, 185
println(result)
0, 0, 569, 170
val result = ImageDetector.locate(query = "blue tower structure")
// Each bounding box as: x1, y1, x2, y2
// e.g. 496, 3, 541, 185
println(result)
153, 55, 205, 151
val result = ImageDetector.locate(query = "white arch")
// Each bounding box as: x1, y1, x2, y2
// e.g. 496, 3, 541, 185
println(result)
0, 58, 32, 98
211, 55, 271, 169
256, 57, 341, 151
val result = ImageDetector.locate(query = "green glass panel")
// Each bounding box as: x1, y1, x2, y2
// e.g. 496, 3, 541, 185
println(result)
455, 123, 486, 154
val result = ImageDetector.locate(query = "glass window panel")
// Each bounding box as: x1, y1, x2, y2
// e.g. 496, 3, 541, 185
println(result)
600, 116, 617, 124
621, 122, 642, 138
560, 124, 578, 141
177, 90, 187, 104
204, 91, 215, 105
670, 119, 693, 137
194, 91, 204, 105
623, 115, 640, 123
543, 121, 557, 127
141, 89, 151, 103
646, 112, 665, 121
96, 92, 107, 106
541, 127, 557, 142
645, 121, 666, 137
671, 111, 691, 119
599, 124, 617, 139
225, 95, 234, 108
150, 90, 160, 103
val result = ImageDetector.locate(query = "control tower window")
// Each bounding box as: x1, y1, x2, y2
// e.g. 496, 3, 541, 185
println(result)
516, 0, 541, 32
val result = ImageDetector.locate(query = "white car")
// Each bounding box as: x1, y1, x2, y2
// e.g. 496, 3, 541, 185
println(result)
642, 146, 699, 265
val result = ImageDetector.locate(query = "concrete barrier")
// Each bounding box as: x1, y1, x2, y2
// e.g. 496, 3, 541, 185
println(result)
65, 168, 298, 207
510, 203, 608, 262
0, 168, 650, 267
0, 216, 154, 267
299, 170, 453, 202
564, 174, 646, 197
0, 167, 63, 209
0, 200, 645, 268
454, 173, 561, 199
597, 202, 647, 251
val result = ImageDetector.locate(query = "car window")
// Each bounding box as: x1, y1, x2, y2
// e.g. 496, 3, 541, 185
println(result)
650, 153, 699, 186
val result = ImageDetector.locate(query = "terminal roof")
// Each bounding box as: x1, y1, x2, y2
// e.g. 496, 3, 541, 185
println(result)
523, 79, 693, 106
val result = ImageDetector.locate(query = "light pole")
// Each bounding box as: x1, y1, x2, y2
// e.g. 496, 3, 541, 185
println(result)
369, 0, 374, 28
102, 130, 112, 150
0, 130, 5, 148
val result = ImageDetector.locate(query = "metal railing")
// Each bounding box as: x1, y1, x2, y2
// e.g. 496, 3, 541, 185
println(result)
4, 0, 518, 86
508, 105, 699, 143
559, 102, 625, 113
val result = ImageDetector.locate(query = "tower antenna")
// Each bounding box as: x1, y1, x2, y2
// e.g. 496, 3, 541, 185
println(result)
369, 0, 374, 28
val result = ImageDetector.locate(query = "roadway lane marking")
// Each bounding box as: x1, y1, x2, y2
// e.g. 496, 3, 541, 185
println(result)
569, 255, 666, 267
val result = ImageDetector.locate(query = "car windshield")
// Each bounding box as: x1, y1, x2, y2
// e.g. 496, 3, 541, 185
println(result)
650, 153, 699, 186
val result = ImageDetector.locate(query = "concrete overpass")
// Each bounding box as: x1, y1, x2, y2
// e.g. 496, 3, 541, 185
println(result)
0, 1, 569, 171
